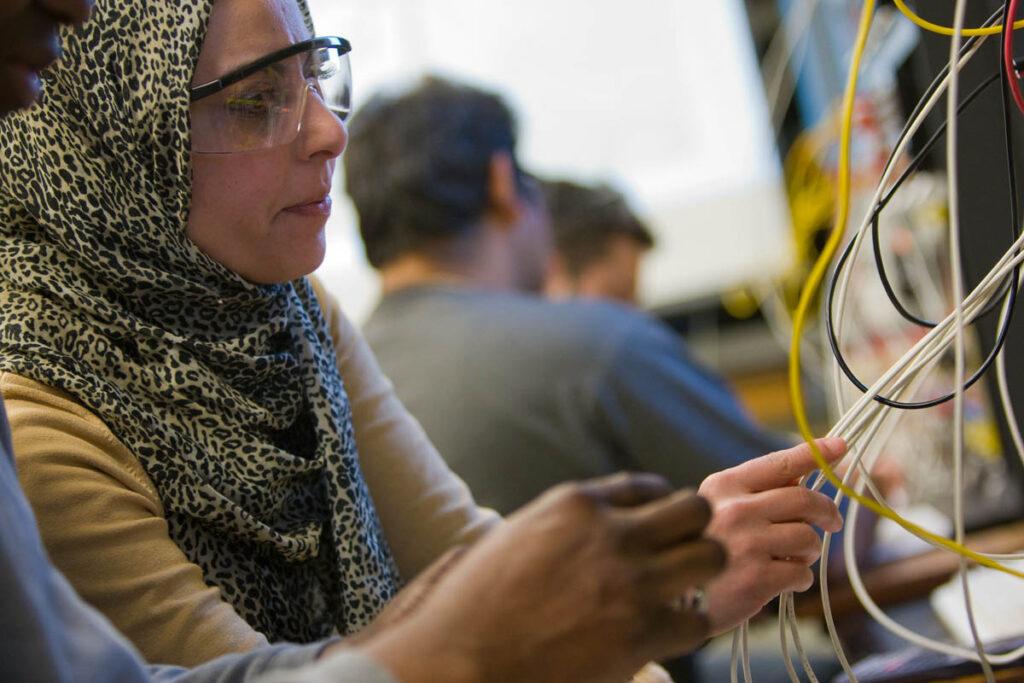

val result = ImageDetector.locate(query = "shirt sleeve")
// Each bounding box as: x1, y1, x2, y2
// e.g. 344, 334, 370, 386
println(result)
591, 317, 792, 489
310, 279, 501, 579
0, 401, 152, 683
148, 642, 336, 683
0, 372, 269, 668
244, 647, 399, 683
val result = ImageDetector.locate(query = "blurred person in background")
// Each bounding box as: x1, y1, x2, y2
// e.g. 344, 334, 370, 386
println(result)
542, 178, 654, 307
345, 76, 836, 680
348, 76, 789, 516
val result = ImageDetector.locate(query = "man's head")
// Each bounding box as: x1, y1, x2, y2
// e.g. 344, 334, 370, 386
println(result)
0, 0, 91, 115
344, 76, 551, 293
542, 179, 654, 306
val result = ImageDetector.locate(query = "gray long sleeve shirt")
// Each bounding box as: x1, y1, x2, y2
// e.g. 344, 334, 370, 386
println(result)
364, 287, 789, 514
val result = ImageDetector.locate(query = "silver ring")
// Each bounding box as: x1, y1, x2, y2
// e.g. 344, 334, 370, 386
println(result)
669, 587, 708, 614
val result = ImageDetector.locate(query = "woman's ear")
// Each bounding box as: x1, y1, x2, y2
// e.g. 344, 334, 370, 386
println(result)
486, 150, 522, 225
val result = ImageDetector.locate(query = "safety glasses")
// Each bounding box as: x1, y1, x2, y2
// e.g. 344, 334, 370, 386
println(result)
189, 36, 352, 154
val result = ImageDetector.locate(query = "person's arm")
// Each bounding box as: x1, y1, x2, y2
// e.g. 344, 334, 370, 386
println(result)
237, 646, 397, 683
360, 472, 722, 683
1, 372, 268, 667
310, 279, 501, 579
592, 315, 791, 488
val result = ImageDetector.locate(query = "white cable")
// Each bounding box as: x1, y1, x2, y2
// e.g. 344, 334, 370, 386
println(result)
762, 0, 821, 133
944, 2, 995, 678
776, 591, 815, 682
787, 588, 819, 682
997, 345, 1024, 468
994, 210, 1024, 470
742, 620, 753, 683
778, 594, 802, 682
812, 369, 926, 683
833, 289, 1024, 662
761, 7, 1024, 680
731, 627, 741, 683
842, 475, 1024, 663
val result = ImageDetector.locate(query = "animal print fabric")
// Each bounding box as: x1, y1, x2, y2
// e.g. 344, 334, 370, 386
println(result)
0, 0, 400, 645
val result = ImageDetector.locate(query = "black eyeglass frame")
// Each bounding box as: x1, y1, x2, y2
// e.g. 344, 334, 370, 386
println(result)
190, 36, 352, 102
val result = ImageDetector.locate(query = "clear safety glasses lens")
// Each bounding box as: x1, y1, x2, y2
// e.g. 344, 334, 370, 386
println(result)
190, 46, 351, 154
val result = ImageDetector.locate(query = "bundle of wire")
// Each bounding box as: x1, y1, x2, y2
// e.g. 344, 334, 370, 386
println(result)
728, 1, 1024, 681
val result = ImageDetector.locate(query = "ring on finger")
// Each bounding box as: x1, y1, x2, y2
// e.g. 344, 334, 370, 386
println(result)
669, 587, 708, 614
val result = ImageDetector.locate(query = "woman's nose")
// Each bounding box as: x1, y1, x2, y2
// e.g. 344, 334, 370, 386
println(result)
297, 84, 348, 160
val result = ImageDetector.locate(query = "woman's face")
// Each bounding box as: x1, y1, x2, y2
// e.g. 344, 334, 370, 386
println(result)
187, 0, 346, 284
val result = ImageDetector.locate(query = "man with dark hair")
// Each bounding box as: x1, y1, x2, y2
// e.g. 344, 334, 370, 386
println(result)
542, 179, 654, 306
347, 76, 789, 515
345, 76, 551, 295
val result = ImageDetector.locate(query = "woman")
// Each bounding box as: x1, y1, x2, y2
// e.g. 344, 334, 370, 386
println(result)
0, 0, 507, 665
0, 0, 842, 674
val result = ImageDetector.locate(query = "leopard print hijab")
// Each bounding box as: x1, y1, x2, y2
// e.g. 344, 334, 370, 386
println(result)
0, 0, 400, 644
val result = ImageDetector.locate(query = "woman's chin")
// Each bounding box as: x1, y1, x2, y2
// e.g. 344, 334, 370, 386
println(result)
244, 243, 327, 285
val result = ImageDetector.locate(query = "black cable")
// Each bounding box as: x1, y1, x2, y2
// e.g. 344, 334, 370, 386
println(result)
870, 7, 1009, 327
869, 69, 1012, 327
824, 42, 1022, 409
888, 8, 1004, 167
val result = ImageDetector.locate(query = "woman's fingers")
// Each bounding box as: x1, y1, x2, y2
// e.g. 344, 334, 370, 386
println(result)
701, 437, 847, 497
756, 522, 824, 565
757, 558, 817, 594
745, 485, 843, 532
694, 440, 846, 634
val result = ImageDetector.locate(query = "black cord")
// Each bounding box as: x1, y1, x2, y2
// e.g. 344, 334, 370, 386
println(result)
888, 8, 1004, 167
871, 7, 1010, 327
824, 33, 1022, 409
869, 69, 1012, 327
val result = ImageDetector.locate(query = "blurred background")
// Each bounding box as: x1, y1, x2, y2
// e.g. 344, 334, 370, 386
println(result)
305, 0, 1024, 529
303, 1, 1024, 678
307, 0, 791, 324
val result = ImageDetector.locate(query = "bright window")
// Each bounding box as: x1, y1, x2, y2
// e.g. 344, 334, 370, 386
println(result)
309, 0, 792, 321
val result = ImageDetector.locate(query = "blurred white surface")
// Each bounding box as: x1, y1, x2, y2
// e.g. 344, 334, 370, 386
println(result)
931, 558, 1024, 646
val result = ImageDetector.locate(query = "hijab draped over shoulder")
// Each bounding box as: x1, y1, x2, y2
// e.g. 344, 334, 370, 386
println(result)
0, 0, 400, 643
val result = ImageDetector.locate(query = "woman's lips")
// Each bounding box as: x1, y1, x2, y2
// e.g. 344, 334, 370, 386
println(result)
282, 195, 332, 218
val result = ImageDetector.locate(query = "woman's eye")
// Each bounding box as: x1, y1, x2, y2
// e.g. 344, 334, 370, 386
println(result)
226, 92, 274, 118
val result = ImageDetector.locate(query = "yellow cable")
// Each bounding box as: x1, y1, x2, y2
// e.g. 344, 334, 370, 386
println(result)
893, 0, 1024, 37
787, 0, 1024, 581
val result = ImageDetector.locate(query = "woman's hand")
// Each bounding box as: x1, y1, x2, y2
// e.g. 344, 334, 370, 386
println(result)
698, 437, 846, 634
363, 472, 725, 683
